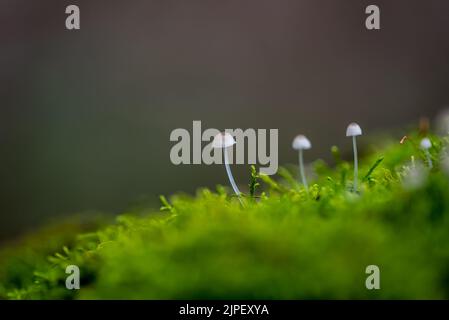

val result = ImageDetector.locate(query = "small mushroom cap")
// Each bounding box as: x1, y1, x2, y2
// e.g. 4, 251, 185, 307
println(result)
420, 138, 432, 150
292, 135, 312, 150
212, 132, 236, 148
346, 122, 362, 137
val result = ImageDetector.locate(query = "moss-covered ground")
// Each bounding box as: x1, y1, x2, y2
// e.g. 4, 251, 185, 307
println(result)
1, 132, 449, 299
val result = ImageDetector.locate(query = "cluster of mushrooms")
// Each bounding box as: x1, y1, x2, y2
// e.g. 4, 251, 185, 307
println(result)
212, 122, 433, 203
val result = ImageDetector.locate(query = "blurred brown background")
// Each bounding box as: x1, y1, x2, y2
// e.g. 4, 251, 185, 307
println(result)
1, 0, 449, 239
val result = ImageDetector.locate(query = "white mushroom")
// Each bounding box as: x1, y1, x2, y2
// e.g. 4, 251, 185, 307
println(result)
292, 135, 312, 190
212, 132, 243, 204
420, 137, 433, 168
346, 123, 362, 192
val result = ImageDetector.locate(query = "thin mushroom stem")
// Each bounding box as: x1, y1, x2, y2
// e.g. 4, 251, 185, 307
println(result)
298, 149, 308, 191
223, 147, 243, 205
425, 150, 433, 169
352, 136, 358, 192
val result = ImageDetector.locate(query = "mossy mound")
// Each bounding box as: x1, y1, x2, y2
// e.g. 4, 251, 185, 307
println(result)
1, 133, 449, 299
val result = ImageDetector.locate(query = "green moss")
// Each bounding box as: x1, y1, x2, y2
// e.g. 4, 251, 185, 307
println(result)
1, 133, 449, 299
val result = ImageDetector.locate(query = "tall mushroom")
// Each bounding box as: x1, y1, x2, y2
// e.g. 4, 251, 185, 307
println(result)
212, 132, 243, 204
420, 138, 432, 168
346, 123, 362, 192
292, 135, 312, 190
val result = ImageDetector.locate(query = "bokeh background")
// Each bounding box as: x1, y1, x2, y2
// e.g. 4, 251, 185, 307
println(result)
1, 0, 449, 240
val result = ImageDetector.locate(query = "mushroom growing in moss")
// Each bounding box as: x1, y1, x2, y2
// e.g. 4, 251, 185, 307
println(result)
420, 138, 432, 168
346, 123, 362, 192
